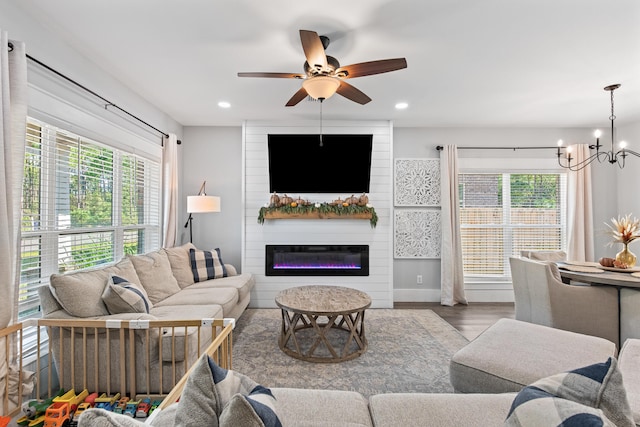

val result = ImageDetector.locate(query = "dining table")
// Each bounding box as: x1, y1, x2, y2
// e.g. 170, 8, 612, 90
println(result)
556, 262, 640, 289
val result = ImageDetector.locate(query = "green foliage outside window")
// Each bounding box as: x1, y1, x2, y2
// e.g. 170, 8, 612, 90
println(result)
510, 174, 560, 209
66, 142, 113, 227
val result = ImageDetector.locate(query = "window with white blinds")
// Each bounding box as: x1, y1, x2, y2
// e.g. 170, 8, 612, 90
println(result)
459, 173, 567, 279
19, 118, 161, 324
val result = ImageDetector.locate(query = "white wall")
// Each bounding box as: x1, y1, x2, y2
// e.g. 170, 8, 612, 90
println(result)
180, 127, 244, 269
1, 2, 185, 248
0, 3, 183, 142
242, 120, 394, 308
392, 127, 619, 302
179, 124, 636, 304
6, 0, 639, 303
617, 122, 640, 217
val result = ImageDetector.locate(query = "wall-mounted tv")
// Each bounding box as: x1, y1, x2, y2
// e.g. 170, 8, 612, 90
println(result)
268, 134, 373, 194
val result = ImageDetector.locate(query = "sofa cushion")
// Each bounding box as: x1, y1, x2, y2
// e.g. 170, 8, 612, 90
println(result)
504, 358, 634, 427
369, 393, 515, 427
617, 339, 640, 425
154, 287, 238, 316
129, 250, 181, 304
148, 304, 222, 362
187, 274, 255, 302
49, 258, 141, 318
450, 318, 617, 393
219, 387, 281, 427
271, 388, 372, 427
101, 275, 151, 314
149, 304, 223, 321
190, 248, 228, 282
162, 242, 197, 289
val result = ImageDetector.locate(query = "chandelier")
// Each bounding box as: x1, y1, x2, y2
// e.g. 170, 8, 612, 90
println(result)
557, 84, 638, 171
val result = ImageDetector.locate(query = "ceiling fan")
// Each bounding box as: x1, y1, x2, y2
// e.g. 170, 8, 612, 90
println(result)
237, 29, 407, 106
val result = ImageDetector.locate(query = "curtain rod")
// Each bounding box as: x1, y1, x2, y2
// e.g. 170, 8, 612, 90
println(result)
436, 145, 560, 151
8, 42, 181, 145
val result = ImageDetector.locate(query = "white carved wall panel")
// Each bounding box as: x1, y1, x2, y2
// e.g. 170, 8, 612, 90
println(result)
394, 158, 440, 206
394, 209, 441, 259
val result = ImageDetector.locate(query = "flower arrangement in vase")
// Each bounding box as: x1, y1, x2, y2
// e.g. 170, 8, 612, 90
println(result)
605, 214, 640, 268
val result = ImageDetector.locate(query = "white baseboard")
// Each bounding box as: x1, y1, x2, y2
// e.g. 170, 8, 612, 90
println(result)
393, 289, 441, 302
394, 288, 514, 303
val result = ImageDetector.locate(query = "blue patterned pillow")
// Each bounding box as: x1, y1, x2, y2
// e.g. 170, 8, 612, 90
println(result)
175, 354, 281, 426
219, 386, 281, 427
504, 358, 634, 427
189, 248, 228, 282
101, 275, 151, 314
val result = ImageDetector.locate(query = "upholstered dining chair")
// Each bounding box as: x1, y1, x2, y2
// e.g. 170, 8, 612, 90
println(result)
520, 250, 567, 262
620, 288, 640, 345
508, 257, 620, 348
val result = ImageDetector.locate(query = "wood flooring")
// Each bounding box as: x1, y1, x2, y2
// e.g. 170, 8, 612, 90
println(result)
394, 302, 515, 341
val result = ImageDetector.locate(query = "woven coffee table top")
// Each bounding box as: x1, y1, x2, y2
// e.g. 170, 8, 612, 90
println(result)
275, 285, 371, 315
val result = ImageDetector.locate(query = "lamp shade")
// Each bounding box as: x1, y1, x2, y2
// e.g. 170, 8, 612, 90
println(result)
302, 76, 341, 100
187, 195, 220, 213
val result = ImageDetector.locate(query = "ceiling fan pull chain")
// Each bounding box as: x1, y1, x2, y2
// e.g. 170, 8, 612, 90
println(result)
319, 99, 324, 147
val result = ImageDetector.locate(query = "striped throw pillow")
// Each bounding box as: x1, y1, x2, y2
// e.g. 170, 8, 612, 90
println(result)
190, 248, 228, 282
220, 386, 281, 427
175, 354, 281, 426
504, 357, 634, 427
101, 275, 151, 314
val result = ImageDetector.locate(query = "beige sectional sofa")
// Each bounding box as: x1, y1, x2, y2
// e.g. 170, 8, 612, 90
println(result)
37, 242, 254, 394
79, 319, 640, 427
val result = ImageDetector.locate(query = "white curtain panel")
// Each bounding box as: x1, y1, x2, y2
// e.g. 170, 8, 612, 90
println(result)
0, 32, 27, 328
162, 133, 179, 248
0, 31, 27, 415
567, 144, 594, 261
440, 145, 467, 306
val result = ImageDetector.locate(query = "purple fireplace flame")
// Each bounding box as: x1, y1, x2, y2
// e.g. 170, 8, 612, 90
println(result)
266, 245, 369, 276
273, 262, 360, 270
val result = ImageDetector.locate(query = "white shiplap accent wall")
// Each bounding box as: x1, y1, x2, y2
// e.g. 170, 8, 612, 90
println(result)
242, 120, 394, 308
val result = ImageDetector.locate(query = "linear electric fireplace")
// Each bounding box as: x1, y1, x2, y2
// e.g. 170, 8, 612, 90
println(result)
265, 245, 369, 276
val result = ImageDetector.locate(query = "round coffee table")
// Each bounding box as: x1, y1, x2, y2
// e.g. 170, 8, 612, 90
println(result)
275, 285, 372, 363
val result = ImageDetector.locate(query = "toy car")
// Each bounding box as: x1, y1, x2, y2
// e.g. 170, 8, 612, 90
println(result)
135, 398, 151, 418
69, 401, 93, 427
94, 393, 120, 411
113, 397, 130, 414
43, 401, 71, 427
148, 400, 162, 415
123, 400, 140, 417
17, 390, 65, 426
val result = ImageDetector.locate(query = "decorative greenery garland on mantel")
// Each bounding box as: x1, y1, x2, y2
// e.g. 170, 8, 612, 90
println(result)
258, 202, 378, 228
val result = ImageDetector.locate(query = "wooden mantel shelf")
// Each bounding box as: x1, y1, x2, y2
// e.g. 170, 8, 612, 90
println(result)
263, 211, 373, 220
258, 206, 378, 227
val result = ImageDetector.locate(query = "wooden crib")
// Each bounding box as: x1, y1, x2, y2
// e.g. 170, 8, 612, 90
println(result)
0, 317, 233, 419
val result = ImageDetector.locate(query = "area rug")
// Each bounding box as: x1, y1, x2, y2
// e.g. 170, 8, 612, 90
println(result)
231, 308, 469, 397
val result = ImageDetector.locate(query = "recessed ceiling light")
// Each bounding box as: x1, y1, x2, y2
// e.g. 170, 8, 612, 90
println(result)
395, 102, 408, 110
218, 101, 231, 108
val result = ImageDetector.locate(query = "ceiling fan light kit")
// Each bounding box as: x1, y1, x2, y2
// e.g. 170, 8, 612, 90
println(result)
238, 29, 407, 106
302, 76, 341, 101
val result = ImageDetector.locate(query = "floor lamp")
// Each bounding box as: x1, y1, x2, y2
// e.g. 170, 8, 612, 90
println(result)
184, 181, 220, 244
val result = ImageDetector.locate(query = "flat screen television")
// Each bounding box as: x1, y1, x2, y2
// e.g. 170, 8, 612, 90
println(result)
268, 134, 373, 194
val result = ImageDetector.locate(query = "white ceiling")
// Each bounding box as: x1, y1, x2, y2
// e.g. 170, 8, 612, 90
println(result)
12, 0, 640, 129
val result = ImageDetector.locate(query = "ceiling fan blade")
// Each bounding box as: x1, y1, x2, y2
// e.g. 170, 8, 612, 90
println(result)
299, 30, 328, 71
336, 81, 372, 105
237, 72, 305, 79
286, 87, 309, 106
336, 58, 407, 79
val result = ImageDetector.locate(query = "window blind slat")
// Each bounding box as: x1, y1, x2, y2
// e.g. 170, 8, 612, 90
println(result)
460, 173, 567, 278
19, 117, 161, 323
